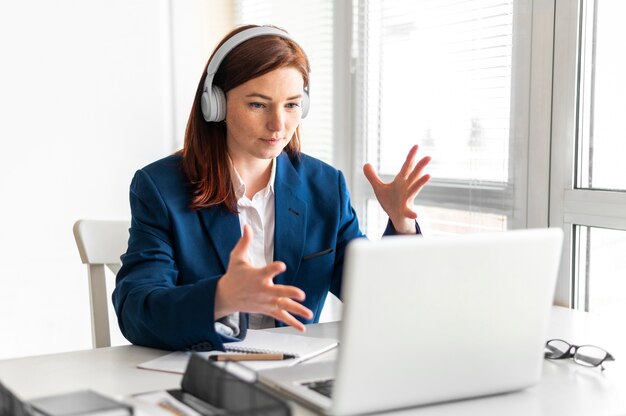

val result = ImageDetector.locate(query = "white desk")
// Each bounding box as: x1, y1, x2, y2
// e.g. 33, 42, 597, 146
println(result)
1, 306, 625, 415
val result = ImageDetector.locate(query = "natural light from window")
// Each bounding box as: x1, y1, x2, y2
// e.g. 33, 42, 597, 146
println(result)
579, 1, 626, 191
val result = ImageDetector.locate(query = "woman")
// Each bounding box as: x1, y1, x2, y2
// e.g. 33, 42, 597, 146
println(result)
113, 25, 431, 351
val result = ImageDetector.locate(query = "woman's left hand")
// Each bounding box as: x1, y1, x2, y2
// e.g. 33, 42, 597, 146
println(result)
363, 144, 431, 234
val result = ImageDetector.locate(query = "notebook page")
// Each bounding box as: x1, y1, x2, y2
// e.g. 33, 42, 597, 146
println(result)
138, 330, 338, 374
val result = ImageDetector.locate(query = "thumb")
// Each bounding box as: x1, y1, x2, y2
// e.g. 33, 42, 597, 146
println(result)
363, 163, 384, 188
231, 224, 253, 261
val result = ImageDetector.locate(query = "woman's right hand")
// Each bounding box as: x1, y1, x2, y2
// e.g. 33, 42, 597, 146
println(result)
214, 224, 314, 332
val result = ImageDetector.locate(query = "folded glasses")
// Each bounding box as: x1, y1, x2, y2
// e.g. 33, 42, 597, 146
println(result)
544, 339, 615, 371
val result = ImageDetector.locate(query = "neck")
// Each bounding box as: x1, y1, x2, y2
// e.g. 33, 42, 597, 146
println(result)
232, 157, 273, 198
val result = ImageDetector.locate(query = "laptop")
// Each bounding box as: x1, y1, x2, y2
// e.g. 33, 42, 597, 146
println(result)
258, 228, 563, 415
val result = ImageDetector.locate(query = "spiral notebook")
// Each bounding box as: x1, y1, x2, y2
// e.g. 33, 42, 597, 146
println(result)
138, 329, 339, 375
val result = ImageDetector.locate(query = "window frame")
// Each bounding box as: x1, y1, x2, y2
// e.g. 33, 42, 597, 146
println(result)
345, 0, 554, 235
550, 0, 626, 308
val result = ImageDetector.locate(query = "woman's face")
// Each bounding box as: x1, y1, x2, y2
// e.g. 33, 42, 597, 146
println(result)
225, 66, 304, 164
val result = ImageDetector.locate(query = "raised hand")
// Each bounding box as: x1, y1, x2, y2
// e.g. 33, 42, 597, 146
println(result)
363, 145, 431, 234
215, 224, 314, 331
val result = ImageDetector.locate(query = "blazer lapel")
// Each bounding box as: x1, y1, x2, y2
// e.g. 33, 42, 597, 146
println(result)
274, 154, 307, 286
197, 205, 241, 272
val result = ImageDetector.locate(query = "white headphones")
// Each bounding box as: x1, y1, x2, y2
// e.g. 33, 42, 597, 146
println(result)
201, 26, 310, 122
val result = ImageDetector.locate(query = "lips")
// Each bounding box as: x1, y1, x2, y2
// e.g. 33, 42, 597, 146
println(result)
261, 137, 282, 144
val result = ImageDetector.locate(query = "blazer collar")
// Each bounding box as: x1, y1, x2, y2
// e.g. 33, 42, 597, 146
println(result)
198, 204, 241, 273
273, 153, 307, 286
196, 152, 307, 283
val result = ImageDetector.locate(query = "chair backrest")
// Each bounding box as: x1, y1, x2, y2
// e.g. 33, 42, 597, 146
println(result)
73, 219, 130, 348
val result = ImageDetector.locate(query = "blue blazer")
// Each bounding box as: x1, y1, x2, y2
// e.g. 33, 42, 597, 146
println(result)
113, 152, 419, 351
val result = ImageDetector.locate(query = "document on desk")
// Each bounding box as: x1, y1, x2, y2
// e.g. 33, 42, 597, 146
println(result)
138, 330, 338, 375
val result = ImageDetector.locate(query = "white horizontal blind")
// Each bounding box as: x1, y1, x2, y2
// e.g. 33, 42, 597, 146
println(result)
357, 0, 518, 236
234, 0, 334, 164
370, 0, 513, 181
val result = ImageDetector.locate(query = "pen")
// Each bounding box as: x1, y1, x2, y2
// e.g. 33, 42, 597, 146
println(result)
157, 398, 190, 416
209, 353, 297, 361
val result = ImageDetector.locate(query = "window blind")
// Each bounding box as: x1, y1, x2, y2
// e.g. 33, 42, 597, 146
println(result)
356, 0, 519, 236
363, 0, 514, 181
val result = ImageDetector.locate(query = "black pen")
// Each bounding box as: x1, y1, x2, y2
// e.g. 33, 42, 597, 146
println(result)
209, 353, 297, 362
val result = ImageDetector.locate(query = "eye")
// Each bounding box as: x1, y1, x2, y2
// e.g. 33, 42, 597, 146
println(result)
286, 103, 300, 109
249, 102, 265, 109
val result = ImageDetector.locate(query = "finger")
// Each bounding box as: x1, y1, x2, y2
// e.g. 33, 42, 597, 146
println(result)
363, 163, 384, 188
271, 309, 306, 332
403, 206, 418, 219
406, 156, 432, 185
230, 224, 253, 263
278, 297, 314, 320
271, 284, 306, 302
407, 173, 431, 197
398, 145, 419, 177
261, 261, 287, 279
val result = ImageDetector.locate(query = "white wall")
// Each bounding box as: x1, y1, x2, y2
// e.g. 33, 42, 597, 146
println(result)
0, 0, 178, 358
170, 1, 234, 147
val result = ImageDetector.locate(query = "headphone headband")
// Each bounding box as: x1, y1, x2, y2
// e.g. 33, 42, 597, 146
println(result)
206, 26, 297, 78
201, 26, 310, 122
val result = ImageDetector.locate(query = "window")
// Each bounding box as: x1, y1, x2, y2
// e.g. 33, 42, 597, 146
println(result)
577, 1, 626, 191
551, 0, 626, 317
353, 0, 532, 237
574, 226, 626, 317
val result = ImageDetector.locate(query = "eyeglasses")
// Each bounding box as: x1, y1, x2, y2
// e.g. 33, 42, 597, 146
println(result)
544, 339, 615, 371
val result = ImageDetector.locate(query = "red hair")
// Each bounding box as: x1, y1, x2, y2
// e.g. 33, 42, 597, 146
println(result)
180, 25, 310, 212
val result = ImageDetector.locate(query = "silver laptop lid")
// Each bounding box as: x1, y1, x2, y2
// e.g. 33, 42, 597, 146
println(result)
332, 228, 563, 415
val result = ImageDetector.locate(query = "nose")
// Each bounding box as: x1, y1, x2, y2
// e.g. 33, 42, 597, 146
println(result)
267, 107, 285, 132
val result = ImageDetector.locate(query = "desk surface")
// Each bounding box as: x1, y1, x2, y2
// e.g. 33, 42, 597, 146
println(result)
1, 306, 625, 416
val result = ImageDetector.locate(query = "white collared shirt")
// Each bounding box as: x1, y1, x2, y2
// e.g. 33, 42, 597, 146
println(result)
230, 159, 276, 270
215, 158, 278, 335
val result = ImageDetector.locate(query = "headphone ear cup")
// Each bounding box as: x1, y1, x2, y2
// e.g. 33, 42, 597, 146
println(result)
212, 86, 226, 122
301, 90, 310, 119
201, 86, 227, 122
200, 89, 212, 122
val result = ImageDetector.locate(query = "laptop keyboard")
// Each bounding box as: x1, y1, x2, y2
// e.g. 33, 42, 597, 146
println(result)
302, 379, 334, 398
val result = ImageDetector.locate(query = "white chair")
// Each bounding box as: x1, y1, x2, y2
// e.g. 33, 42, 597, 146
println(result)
73, 219, 130, 348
